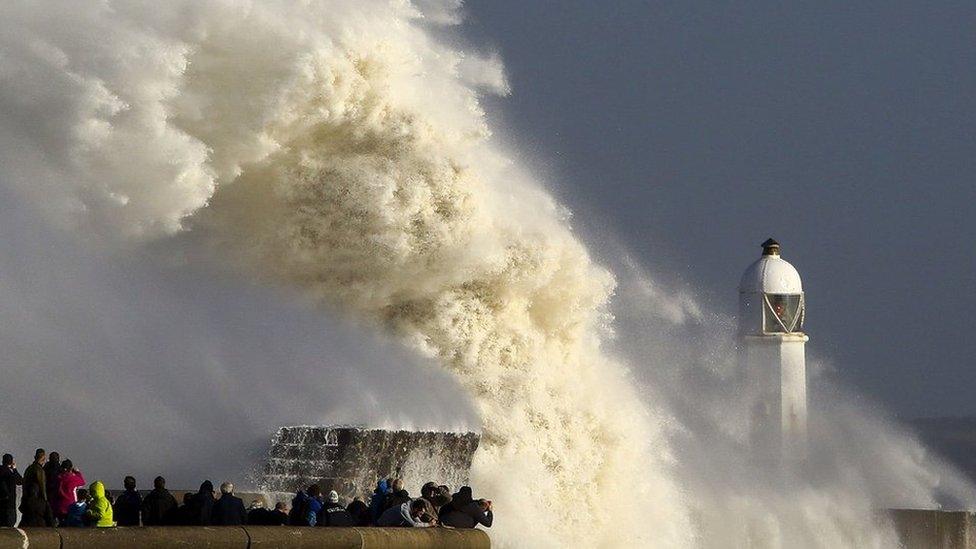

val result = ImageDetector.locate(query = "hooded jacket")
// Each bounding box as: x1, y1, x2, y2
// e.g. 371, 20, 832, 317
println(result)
86, 481, 115, 527
55, 469, 86, 517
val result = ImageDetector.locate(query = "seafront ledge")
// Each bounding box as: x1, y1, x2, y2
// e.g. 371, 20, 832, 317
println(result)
887, 509, 976, 549
0, 526, 491, 549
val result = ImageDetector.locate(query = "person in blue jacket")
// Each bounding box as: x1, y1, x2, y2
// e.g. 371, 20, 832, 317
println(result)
302, 485, 323, 526
63, 488, 90, 527
368, 479, 390, 524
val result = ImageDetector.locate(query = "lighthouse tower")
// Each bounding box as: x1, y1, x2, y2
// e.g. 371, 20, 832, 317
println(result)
738, 238, 807, 460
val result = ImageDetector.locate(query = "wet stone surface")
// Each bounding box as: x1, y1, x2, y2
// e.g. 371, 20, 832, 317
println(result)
262, 426, 480, 500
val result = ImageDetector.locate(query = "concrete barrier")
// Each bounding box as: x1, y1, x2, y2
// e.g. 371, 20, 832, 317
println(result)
356, 528, 490, 548
12, 528, 60, 548
0, 527, 490, 549
59, 526, 250, 548
247, 527, 362, 548
14, 512, 976, 548
0, 531, 25, 548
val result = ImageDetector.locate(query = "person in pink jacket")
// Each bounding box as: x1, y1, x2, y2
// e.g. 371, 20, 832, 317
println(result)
54, 460, 86, 521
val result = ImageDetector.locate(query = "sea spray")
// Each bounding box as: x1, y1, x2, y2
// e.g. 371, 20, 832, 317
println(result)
195, 10, 694, 548
0, 1, 693, 546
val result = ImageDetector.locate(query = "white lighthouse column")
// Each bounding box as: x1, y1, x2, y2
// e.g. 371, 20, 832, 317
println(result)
738, 239, 808, 461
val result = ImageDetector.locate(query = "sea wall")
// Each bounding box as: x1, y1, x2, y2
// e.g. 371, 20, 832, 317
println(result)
888, 509, 975, 549
1, 511, 970, 548
0, 526, 490, 549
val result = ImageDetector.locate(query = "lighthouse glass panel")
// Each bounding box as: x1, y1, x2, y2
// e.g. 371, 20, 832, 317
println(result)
763, 294, 803, 333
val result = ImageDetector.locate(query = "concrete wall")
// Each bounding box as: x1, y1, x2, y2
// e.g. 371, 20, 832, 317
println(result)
0, 527, 490, 549
888, 509, 975, 549
262, 427, 480, 502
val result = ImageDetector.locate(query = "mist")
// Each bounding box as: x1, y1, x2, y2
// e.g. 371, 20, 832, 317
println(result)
607, 253, 976, 547
0, 184, 477, 488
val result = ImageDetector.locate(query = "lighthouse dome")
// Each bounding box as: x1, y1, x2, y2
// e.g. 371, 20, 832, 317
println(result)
738, 239, 802, 294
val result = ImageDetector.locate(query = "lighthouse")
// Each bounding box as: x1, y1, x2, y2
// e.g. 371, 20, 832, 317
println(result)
738, 238, 807, 460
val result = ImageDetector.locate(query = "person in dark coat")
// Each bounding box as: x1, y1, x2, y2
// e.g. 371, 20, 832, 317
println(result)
42, 452, 61, 505
18, 483, 54, 527
438, 486, 493, 529
421, 482, 452, 513
250, 501, 288, 525
288, 488, 309, 526
346, 498, 371, 527
376, 498, 436, 527
114, 475, 142, 526
210, 482, 247, 526
0, 454, 23, 527
318, 490, 353, 527
387, 488, 411, 512
175, 492, 194, 525
187, 480, 215, 525
246, 501, 269, 525
383, 479, 408, 511
141, 476, 177, 526
268, 502, 289, 525
22, 449, 47, 503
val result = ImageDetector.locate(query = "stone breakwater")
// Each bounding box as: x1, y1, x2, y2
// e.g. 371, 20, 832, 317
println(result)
261, 426, 480, 500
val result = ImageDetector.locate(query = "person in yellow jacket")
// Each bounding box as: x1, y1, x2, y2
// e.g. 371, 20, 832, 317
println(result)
85, 481, 116, 527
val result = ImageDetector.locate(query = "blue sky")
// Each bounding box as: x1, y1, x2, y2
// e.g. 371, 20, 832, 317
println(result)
464, 1, 976, 417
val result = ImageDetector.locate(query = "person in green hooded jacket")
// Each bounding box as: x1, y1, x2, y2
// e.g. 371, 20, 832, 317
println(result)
85, 481, 115, 527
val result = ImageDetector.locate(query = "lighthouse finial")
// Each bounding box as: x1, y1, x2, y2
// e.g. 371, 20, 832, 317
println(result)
761, 238, 780, 256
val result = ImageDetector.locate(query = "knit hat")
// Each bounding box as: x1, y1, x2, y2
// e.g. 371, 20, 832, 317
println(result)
328, 490, 339, 503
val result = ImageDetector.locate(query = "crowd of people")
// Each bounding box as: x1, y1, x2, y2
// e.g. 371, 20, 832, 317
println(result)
286, 478, 493, 529
0, 448, 493, 530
